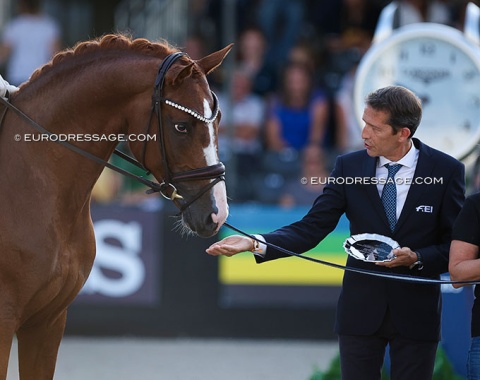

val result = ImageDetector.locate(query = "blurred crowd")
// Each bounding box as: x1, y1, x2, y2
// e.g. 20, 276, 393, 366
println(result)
1, 0, 477, 207
183, 0, 476, 206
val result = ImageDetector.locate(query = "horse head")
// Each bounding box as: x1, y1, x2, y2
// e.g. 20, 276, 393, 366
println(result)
7, 35, 232, 238
127, 42, 233, 238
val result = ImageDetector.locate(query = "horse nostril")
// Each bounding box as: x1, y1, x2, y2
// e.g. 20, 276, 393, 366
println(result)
206, 213, 216, 228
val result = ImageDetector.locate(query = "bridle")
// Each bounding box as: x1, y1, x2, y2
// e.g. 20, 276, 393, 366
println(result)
0, 52, 225, 214
143, 51, 225, 213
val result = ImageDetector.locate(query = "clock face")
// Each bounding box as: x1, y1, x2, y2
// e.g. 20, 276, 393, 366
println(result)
354, 24, 480, 160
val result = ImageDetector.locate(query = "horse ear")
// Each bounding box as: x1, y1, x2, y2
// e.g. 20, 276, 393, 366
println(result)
196, 43, 234, 75
173, 62, 195, 86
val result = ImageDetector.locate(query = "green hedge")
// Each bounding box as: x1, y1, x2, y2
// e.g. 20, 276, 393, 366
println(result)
309, 345, 463, 380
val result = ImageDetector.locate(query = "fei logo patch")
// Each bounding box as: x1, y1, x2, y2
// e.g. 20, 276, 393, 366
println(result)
416, 205, 433, 213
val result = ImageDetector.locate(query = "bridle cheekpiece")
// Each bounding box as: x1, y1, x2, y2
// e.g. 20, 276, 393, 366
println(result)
147, 52, 225, 213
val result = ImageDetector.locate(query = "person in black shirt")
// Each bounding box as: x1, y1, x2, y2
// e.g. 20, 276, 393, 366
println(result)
450, 192, 480, 379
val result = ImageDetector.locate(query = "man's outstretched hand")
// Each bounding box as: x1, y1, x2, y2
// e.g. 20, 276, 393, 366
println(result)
206, 235, 252, 257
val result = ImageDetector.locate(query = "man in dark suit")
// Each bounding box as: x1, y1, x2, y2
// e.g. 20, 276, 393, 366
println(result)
206, 86, 465, 380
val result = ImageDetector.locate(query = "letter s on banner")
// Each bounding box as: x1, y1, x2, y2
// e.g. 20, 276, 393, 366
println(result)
81, 220, 145, 297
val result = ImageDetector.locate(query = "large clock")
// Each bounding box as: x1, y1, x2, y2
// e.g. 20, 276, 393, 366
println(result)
354, 2, 480, 161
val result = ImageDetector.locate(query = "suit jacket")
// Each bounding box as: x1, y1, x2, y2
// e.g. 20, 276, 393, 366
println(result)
259, 138, 465, 341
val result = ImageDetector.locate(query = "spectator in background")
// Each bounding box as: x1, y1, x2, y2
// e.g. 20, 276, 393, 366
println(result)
323, 0, 381, 154
200, 0, 260, 52
182, 33, 223, 87
182, 34, 207, 60
395, 0, 453, 26
309, 0, 382, 94
217, 66, 265, 202
287, 41, 318, 78
334, 64, 365, 154
236, 26, 277, 98
264, 62, 329, 154
326, 0, 382, 56
0, 0, 61, 86
452, 0, 480, 30
256, 0, 306, 70
278, 145, 329, 208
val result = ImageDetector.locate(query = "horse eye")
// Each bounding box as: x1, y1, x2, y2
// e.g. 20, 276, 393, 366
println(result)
174, 123, 188, 133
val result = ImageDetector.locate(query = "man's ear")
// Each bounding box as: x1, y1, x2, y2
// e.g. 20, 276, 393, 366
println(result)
399, 127, 411, 141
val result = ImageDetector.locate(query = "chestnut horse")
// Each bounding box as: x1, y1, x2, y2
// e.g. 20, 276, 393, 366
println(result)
0, 34, 231, 379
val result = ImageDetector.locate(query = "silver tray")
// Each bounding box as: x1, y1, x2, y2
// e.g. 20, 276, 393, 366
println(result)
343, 233, 400, 263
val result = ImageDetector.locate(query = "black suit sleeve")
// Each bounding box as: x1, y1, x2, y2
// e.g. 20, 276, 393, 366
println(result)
257, 155, 347, 262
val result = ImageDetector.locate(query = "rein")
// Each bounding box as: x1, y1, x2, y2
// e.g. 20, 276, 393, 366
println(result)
223, 222, 477, 286
0, 95, 163, 192
0, 52, 225, 214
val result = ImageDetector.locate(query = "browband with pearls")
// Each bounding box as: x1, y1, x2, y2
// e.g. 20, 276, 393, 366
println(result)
163, 91, 220, 123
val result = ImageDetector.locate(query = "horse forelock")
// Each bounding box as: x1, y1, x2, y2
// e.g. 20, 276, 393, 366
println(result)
28, 34, 180, 84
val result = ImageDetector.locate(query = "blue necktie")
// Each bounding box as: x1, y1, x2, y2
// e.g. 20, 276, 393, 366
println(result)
382, 163, 402, 232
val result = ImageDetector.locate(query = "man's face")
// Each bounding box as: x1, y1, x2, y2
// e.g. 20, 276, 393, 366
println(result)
361, 106, 410, 161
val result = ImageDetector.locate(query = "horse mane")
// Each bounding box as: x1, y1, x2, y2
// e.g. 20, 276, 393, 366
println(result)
29, 34, 180, 83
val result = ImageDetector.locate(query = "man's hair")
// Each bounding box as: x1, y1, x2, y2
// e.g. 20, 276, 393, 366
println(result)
365, 86, 422, 137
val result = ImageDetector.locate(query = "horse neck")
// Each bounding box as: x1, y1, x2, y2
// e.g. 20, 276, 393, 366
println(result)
3, 57, 158, 214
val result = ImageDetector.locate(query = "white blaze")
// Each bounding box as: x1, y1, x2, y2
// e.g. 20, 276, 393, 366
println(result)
202, 98, 217, 166
203, 98, 228, 228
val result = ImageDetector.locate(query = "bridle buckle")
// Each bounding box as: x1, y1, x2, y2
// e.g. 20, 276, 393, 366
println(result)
159, 182, 184, 201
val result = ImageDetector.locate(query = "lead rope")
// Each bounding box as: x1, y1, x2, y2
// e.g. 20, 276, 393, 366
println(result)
222, 222, 477, 285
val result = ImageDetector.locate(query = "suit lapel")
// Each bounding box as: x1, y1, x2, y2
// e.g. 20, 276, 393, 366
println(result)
395, 139, 434, 232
